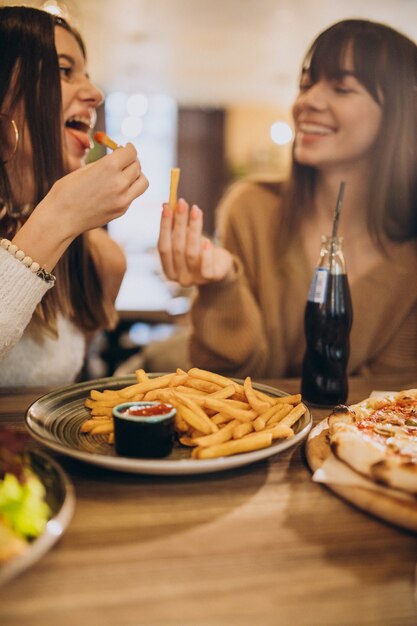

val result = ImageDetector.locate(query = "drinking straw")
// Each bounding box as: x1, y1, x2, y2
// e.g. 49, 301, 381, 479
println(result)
330, 180, 346, 268
331, 180, 346, 240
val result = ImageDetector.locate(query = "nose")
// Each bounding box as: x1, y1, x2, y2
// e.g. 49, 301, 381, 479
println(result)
294, 81, 329, 114
78, 76, 104, 108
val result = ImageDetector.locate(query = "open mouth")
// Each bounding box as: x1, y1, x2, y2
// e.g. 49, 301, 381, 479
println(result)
65, 114, 93, 134
64, 115, 94, 150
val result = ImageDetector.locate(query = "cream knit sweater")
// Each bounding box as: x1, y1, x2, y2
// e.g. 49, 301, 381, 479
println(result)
0, 247, 85, 387
191, 180, 417, 379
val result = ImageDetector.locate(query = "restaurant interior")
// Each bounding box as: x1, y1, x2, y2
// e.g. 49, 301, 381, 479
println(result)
7, 0, 417, 377
1, 1, 417, 625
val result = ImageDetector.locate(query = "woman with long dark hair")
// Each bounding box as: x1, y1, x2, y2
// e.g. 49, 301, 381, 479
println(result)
0, 6, 148, 385
158, 19, 417, 377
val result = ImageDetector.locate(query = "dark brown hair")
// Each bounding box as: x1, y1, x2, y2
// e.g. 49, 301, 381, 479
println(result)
0, 6, 116, 333
279, 19, 417, 252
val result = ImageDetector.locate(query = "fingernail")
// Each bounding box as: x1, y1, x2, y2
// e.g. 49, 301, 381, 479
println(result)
162, 203, 171, 217
190, 205, 201, 220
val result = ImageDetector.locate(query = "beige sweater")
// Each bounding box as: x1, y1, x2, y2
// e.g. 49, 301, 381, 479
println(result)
191, 180, 417, 378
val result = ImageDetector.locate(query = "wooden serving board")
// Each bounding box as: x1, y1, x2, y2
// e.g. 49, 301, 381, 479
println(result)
306, 418, 417, 533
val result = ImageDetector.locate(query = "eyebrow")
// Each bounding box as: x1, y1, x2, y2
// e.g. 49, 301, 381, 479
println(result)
58, 53, 90, 79
58, 53, 75, 64
301, 68, 358, 80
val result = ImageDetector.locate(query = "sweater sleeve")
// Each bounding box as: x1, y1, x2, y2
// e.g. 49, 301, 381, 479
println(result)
0, 247, 53, 359
190, 181, 274, 377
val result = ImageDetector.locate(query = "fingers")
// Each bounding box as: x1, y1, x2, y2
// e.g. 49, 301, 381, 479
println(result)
157, 199, 231, 287
128, 171, 149, 200
171, 199, 193, 285
158, 204, 176, 280
158, 199, 202, 285
108, 142, 138, 168
185, 205, 204, 273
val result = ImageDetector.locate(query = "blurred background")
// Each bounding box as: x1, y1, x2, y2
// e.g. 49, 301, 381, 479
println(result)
4, 0, 417, 375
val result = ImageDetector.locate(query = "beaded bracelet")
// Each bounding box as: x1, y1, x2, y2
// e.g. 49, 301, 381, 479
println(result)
0, 238, 56, 285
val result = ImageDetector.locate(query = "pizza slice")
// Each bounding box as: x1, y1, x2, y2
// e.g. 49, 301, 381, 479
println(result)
328, 389, 417, 496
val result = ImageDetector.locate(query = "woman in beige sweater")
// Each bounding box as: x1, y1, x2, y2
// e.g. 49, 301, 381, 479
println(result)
158, 19, 417, 379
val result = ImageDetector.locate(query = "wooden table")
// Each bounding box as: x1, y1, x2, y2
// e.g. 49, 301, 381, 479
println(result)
1, 374, 417, 626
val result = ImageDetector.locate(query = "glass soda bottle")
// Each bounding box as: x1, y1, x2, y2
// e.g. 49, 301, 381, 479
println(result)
301, 235, 353, 406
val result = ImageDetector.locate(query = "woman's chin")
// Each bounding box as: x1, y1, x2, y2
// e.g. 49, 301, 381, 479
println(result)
65, 153, 86, 172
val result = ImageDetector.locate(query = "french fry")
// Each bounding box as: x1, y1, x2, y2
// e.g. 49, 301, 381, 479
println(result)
90, 389, 121, 401
243, 377, 270, 413
176, 404, 213, 435
90, 422, 114, 435
80, 419, 113, 434
211, 413, 234, 426
209, 384, 236, 400
90, 406, 113, 417
253, 388, 275, 406
188, 367, 240, 393
94, 131, 119, 151
143, 388, 175, 402
268, 424, 294, 440
81, 368, 306, 460
174, 411, 189, 433
199, 397, 257, 423
280, 403, 307, 427
80, 419, 102, 433
273, 394, 302, 405
179, 435, 197, 447
266, 404, 293, 426
195, 432, 273, 459
253, 416, 266, 432
135, 368, 149, 383
191, 420, 238, 448
169, 372, 189, 387
119, 373, 176, 399
175, 392, 218, 433
183, 378, 222, 394
85, 397, 120, 409
232, 422, 254, 439
169, 167, 180, 209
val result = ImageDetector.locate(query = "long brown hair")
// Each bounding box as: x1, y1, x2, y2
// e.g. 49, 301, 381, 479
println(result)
278, 19, 417, 253
0, 6, 116, 333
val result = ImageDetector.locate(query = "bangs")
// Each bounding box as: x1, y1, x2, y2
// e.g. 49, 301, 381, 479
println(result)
304, 20, 387, 105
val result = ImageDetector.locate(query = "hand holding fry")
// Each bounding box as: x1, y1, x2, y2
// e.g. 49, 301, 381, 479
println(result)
81, 368, 307, 460
157, 198, 234, 287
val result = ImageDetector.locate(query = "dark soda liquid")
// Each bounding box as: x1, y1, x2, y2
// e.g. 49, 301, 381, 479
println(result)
301, 273, 353, 406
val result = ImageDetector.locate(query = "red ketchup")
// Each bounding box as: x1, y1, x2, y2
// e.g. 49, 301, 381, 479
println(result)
121, 403, 173, 417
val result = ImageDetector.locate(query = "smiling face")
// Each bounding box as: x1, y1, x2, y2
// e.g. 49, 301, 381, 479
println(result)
292, 49, 383, 176
55, 26, 103, 172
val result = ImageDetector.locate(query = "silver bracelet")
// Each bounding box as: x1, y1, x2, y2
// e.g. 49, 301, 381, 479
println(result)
0, 238, 56, 285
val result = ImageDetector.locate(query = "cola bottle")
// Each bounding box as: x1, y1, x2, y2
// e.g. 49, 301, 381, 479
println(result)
301, 235, 353, 406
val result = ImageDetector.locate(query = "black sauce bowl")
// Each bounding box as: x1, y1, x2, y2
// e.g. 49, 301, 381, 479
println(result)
112, 401, 176, 458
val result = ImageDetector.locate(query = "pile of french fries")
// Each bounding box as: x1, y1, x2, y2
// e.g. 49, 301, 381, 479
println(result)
81, 368, 307, 459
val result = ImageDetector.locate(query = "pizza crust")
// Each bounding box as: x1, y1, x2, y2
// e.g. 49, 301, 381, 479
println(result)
371, 458, 417, 496
330, 422, 387, 476
306, 419, 417, 532
327, 389, 417, 496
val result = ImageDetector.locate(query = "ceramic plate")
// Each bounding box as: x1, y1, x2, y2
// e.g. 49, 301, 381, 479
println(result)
25, 375, 312, 475
0, 449, 75, 586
